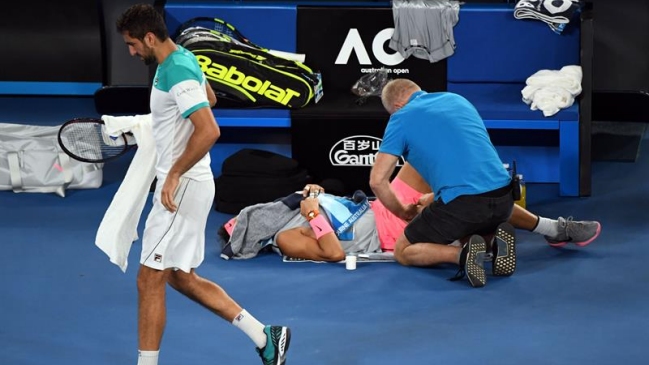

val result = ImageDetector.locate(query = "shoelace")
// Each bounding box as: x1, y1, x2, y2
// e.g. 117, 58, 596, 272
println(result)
449, 268, 465, 282
558, 216, 572, 227
449, 248, 494, 282
557, 216, 575, 240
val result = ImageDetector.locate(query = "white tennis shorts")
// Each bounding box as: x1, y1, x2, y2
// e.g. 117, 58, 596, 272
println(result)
141, 177, 215, 272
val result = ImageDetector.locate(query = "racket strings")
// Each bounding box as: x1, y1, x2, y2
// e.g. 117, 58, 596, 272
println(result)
60, 122, 127, 161
208, 22, 239, 40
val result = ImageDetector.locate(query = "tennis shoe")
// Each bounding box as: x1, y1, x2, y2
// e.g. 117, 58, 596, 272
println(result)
491, 222, 517, 276
257, 325, 291, 365
452, 235, 488, 288
545, 216, 601, 247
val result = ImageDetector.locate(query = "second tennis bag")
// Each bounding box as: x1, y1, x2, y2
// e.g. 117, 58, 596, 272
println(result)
0, 123, 103, 197
176, 25, 322, 109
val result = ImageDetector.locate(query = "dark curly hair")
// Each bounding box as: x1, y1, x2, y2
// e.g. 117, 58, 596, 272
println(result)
116, 4, 168, 41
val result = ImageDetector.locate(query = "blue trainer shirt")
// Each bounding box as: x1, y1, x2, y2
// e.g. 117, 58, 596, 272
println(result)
379, 91, 511, 204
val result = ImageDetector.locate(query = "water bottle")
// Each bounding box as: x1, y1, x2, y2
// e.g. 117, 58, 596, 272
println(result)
514, 174, 526, 208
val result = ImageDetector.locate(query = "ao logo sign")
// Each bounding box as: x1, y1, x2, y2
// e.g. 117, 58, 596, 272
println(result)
335, 28, 404, 66
330, 135, 405, 167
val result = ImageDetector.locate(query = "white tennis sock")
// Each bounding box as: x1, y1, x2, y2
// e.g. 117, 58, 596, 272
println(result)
137, 350, 159, 365
532, 216, 559, 237
232, 309, 267, 349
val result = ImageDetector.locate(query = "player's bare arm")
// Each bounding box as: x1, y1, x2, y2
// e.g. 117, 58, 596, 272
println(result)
370, 152, 417, 221
205, 81, 217, 107
161, 107, 220, 212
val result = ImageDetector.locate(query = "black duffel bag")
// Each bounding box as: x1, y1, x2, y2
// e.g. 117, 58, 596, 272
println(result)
214, 148, 312, 214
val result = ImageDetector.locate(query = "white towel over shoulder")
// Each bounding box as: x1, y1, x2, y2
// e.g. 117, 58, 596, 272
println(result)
521, 65, 582, 117
95, 114, 157, 272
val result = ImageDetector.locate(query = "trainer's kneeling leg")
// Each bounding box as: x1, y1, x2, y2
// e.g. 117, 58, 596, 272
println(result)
393, 234, 462, 267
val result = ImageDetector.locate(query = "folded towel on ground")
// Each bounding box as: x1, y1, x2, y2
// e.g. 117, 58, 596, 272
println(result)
282, 252, 395, 264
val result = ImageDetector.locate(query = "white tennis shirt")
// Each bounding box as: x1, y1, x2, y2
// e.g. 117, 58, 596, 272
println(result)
150, 45, 213, 181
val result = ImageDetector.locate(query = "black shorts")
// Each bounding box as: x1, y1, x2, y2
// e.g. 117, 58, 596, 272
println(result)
404, 184, 514, 245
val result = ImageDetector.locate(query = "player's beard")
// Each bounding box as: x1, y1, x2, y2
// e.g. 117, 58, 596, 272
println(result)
143, 54, 156, 65
140, 46, 156, 65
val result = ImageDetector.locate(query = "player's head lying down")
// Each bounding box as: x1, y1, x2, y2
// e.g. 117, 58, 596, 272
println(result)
217, 163, 431, 262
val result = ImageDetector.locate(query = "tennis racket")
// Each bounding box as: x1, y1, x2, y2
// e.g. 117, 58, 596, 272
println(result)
174, 17, 306, 63
57, 118, 135, 163
176, 27, 251, 50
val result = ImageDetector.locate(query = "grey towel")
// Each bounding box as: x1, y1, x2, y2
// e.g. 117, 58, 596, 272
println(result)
389, 0, 461, 63
221, 194, 302, 260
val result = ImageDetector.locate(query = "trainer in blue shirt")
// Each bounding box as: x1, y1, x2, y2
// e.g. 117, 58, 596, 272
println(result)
369, 78, 515, 288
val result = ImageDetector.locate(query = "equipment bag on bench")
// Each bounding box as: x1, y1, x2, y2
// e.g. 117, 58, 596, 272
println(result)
0, 123, 103, 197
174, 18, 322, 109
214, 149, 311, 214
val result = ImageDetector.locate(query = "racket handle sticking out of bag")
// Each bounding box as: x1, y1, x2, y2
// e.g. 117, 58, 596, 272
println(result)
174, 17, 306, 63
58, 118, 136, 163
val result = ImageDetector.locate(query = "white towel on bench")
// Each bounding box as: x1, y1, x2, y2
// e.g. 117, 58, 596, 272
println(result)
522, 65, 582, 117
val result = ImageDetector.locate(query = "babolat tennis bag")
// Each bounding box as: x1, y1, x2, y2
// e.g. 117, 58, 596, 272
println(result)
174, 18, 323, 109
214, 149, 312, 214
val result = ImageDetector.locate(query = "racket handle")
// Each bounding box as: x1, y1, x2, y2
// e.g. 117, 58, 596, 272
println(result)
268, 49, 306, 63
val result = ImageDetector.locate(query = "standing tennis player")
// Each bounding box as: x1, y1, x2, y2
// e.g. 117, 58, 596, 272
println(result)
116, 4, 290, 365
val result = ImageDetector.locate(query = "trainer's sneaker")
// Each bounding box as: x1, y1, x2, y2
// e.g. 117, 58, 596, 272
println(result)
257, 325, 291, 365
545, 216, 601, 247
492, 222, 517, 276
453, 235, 488, 288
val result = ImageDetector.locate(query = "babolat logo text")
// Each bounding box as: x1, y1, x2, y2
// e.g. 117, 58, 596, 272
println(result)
329, 135, 404, 166
195, 55, 301, 106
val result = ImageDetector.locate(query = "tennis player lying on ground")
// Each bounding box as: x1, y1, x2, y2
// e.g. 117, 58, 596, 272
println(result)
218, 162, 601, 267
